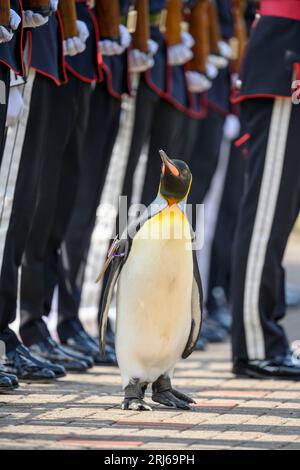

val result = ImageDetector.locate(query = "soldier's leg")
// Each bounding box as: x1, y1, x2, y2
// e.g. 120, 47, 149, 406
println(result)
43, 79, 91, 320
57, 82, 121, 337
0, 72, 42, 349
231, 98, 300, 372
121, 76, 159, 204
140, 99, 186, 208
19, 76, 76, 346
206, 144, 245, 328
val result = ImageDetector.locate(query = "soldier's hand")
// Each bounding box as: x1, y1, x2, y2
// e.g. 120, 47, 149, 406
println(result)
98, 24, 131, 56
50, 0, 58, 12
23, 10, 49, 28
129, 39, 158, 73
63, 37, 85, 56
63, 21, 89, 57
206, 61, 218, 80
0, 26, 13, 43
223, 114, 241, 141
185, 71, 212, 93
0, 9, 21, 43
168, 43, 193, 66
181, 31, 195, 50
76, 20, 89, 44
6, 86, 24, 128
10, 9, 21, 30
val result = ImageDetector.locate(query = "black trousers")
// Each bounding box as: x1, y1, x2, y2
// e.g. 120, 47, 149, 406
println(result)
231, 98, 300, 361
188, 108, 225, 230
0, 63, 10, 166
206, 143, 245, 312
56, 82, 122, 339
13, 73, 91, 346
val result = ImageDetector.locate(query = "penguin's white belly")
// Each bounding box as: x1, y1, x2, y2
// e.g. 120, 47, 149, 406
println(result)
116, 207, 193, 388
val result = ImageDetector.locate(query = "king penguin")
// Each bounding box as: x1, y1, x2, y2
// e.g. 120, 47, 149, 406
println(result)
99, 149, 203, 411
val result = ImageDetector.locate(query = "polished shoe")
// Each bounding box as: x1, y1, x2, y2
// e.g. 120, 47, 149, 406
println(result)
5, 345, 56, 381
0, 367, 19, 388
26, 351, 66, 378
62, 330, 117, 366
233, 355, 300, 380
60, 343, 94, 369
0, 373, 14, 391
200, 317, 227, 343
29, 338, 91, 372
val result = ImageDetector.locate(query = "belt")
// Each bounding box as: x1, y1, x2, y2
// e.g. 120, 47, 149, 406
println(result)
260, 0, 300, 21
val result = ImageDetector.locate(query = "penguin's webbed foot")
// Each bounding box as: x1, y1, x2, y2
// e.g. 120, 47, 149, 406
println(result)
152, 375, 195, 410
122, 379, 152, 411
122, 398, 152, 411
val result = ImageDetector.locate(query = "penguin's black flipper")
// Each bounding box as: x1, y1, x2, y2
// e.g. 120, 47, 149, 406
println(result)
182, 250, 203, 359
99, 239, 129, 356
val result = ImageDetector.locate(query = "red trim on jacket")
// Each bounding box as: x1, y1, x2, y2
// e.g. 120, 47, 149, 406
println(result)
260, 0, 300, 21
0, 0, 25, 76
27, 12, 68, 86
231, 91, 291, 104
66, 6, 103, 83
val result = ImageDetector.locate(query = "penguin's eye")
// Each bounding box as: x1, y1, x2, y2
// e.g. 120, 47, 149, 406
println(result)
182, 169, 188, 177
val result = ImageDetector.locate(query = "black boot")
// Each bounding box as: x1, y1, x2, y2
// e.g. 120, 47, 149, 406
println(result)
233, 354, 300, 380
58, 319, 117, 366
5, 345, 56, 382
29, 338, 93, 372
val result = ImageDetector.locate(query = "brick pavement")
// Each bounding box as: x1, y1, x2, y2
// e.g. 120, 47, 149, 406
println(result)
1, 334, 300, 450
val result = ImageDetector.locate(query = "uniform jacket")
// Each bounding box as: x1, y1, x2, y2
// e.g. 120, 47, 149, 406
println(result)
0, 0, 24, 76
66, 0, 102, 83
234, 0, 300, 102
144, 0, 205, 119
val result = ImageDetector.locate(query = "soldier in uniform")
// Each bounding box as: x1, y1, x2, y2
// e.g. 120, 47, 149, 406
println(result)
0, 0, 22, 392
231, 0, 300, 379
56, 0, 135, 365
0, 0, 90, 382
0, 0, 68, 384
16, 0, 100, 372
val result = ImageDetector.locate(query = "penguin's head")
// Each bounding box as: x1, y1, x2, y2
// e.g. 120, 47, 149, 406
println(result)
159, 149, 192, 204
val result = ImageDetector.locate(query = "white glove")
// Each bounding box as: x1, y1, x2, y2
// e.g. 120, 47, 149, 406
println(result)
223, 114, 241, 141
64, 37, 85, 56
63, 21, 89, 57
218, 40, 233, 60
208, 53, 228, 69
129, 39, 158, 72
98, 24, 131, 56
181, 31, 195, 49
0, 26, 13, 43
119, 24, 131, 49
0, 9, 21, 43
206, 61, 218, 80
129, 49, 154, 72
10, 9, 21, 30
168, 43, 193, 66
185, 71, 212, 93
50, 0, 58, 12
76, 20, 89, 44
147, 38, 159, 56
6, 86, 24, 127
23, 10, 49, 28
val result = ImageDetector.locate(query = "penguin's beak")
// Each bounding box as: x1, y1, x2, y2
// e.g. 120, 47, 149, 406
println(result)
159, 149, 179, 177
